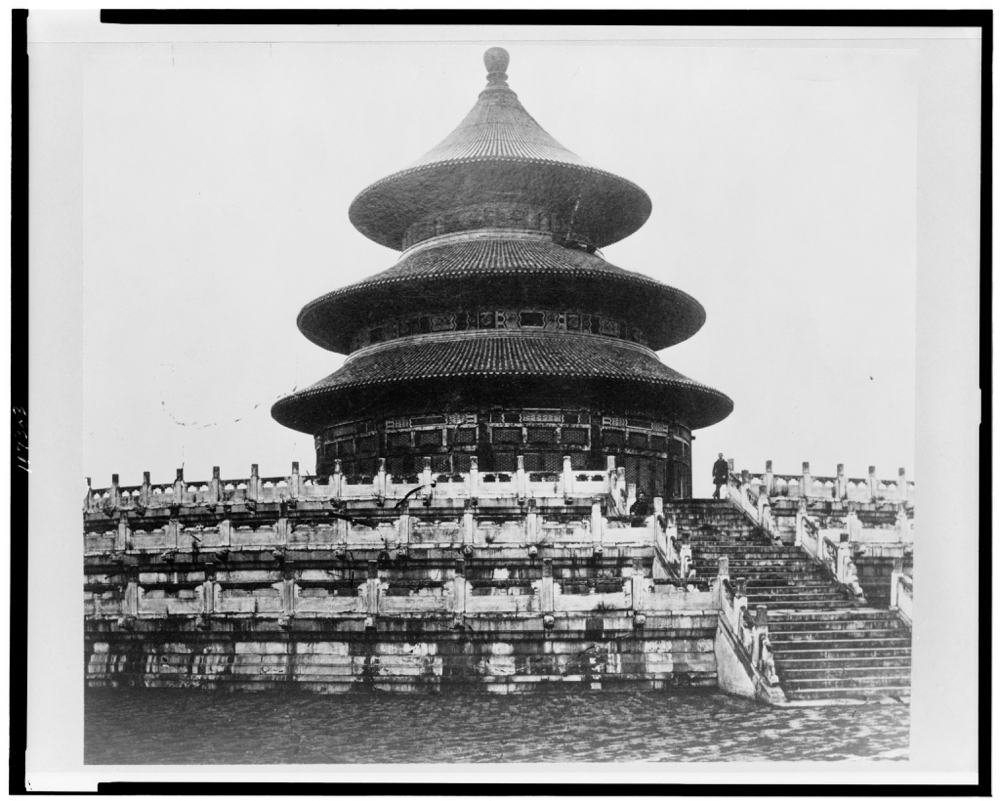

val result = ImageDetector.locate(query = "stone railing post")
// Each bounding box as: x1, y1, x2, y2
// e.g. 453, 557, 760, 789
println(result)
846, 504, 862, 541
421, 457, 434, 504
461, 500, 474, 546
218, 517, 232, 547
801, 462, 811, 498
373, 459, 386, 502
615, 467, 627, 513
561, 455, 573, 499
467, 455, 479, 502
835, 538, 852, 583
515, 455, 527, 501
173, 468, 185, 505
868, 465, 878, 502
664, 511, 678, 561
764, 460, 774, 495
116, 515, 129, 551
249, 464, 260, 502
889, 556, 905, 607
591, 500, 604, 548
290, 461, 301, 500
452, 557, 467, 615
140, 472, 151, 507
201, 568, 215, 616
123, 574, 140, 618
110, 474, 121, 509
794, 498, 806, 547
540, 558, 554, 613
898, 468, 908, 502
331, 460, 343, 500
366, 560, 380, 616
713, 555, 729, 609
649, 497, 663, 546
397, 501, 411, 548
895, 504, 911, 542
525, 499, 539, 545
209, 466, 221, 504
679, 541, 692, 578
834, 463, 845, 501
733, 577, 748, 633
631, 572, 645, 612
280, 575, 295, 618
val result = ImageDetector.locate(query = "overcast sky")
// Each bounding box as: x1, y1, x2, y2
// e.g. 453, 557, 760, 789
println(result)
50, 28, 921, 495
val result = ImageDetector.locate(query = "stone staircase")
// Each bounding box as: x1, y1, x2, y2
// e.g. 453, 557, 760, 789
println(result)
667, 499, 912, 704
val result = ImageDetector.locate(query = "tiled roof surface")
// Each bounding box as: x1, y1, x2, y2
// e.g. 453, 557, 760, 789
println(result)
271, 332, 733, 432
297, 238, 705, 353
406, 84, 590, 168
347, 69, 650, 251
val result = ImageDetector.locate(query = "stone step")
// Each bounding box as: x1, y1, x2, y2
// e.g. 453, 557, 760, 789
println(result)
747, 580, 845, 588
748, 596, 852, 607
769, 615, 906, 630
749, 598, 852, 607
784, 686, 911, 702
772, 634, 912, 647
747, 581, 840, 598
781, 673, 911, 690
780, 664, 912, 681
773, 646, 912, 660
768, 608, 901, 622
695, 561, 823, 569
768, 628, 910, 643
777, 655, 912, 670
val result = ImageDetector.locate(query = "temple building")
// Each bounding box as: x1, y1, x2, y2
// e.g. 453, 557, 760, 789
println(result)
271, 48, 733, 499
83, 48, 913, 704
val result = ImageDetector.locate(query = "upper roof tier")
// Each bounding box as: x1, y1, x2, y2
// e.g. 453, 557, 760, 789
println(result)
297, 235, 705, 354
348, 48, 653, 252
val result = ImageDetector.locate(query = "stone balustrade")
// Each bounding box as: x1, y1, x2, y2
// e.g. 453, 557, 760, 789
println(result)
85, 555, 714, 624
726, 460, 914, 505
86, 456, 618, 513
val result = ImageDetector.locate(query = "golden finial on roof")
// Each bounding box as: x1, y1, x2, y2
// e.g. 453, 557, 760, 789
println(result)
484, 47, 509, 87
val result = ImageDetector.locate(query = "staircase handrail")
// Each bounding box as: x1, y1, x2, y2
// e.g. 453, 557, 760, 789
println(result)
891, 571, 913, 627
796, 507, 866, 604
714, 565, 781, 694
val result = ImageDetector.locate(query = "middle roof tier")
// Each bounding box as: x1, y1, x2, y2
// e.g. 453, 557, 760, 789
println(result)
298, 234, 706, 354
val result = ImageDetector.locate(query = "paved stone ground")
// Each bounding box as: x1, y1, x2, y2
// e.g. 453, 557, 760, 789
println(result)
85, 687, 909, 763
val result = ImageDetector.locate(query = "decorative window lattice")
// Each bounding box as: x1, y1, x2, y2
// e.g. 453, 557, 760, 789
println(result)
523, 453, 544, 472
493, 452, 517, 472
603, 430, 625, 448
492, 428, 522, 444
415, 430, 443, 447
628, 432, 649, 449
387, 432, 410, 449
526, 427, 556, 444
450, 428, 477, 445
562, 428, 588, 445
358, 435, 378, 454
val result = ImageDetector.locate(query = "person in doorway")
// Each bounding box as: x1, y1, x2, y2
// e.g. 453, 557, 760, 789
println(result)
712, 453, 729, 499
629, 490, 651, 526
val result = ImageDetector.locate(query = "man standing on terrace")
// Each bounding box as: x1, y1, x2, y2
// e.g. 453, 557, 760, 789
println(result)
712, 453, 729, 499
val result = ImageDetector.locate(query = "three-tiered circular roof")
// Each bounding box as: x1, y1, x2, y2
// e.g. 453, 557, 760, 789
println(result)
272, 48, 733, 435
